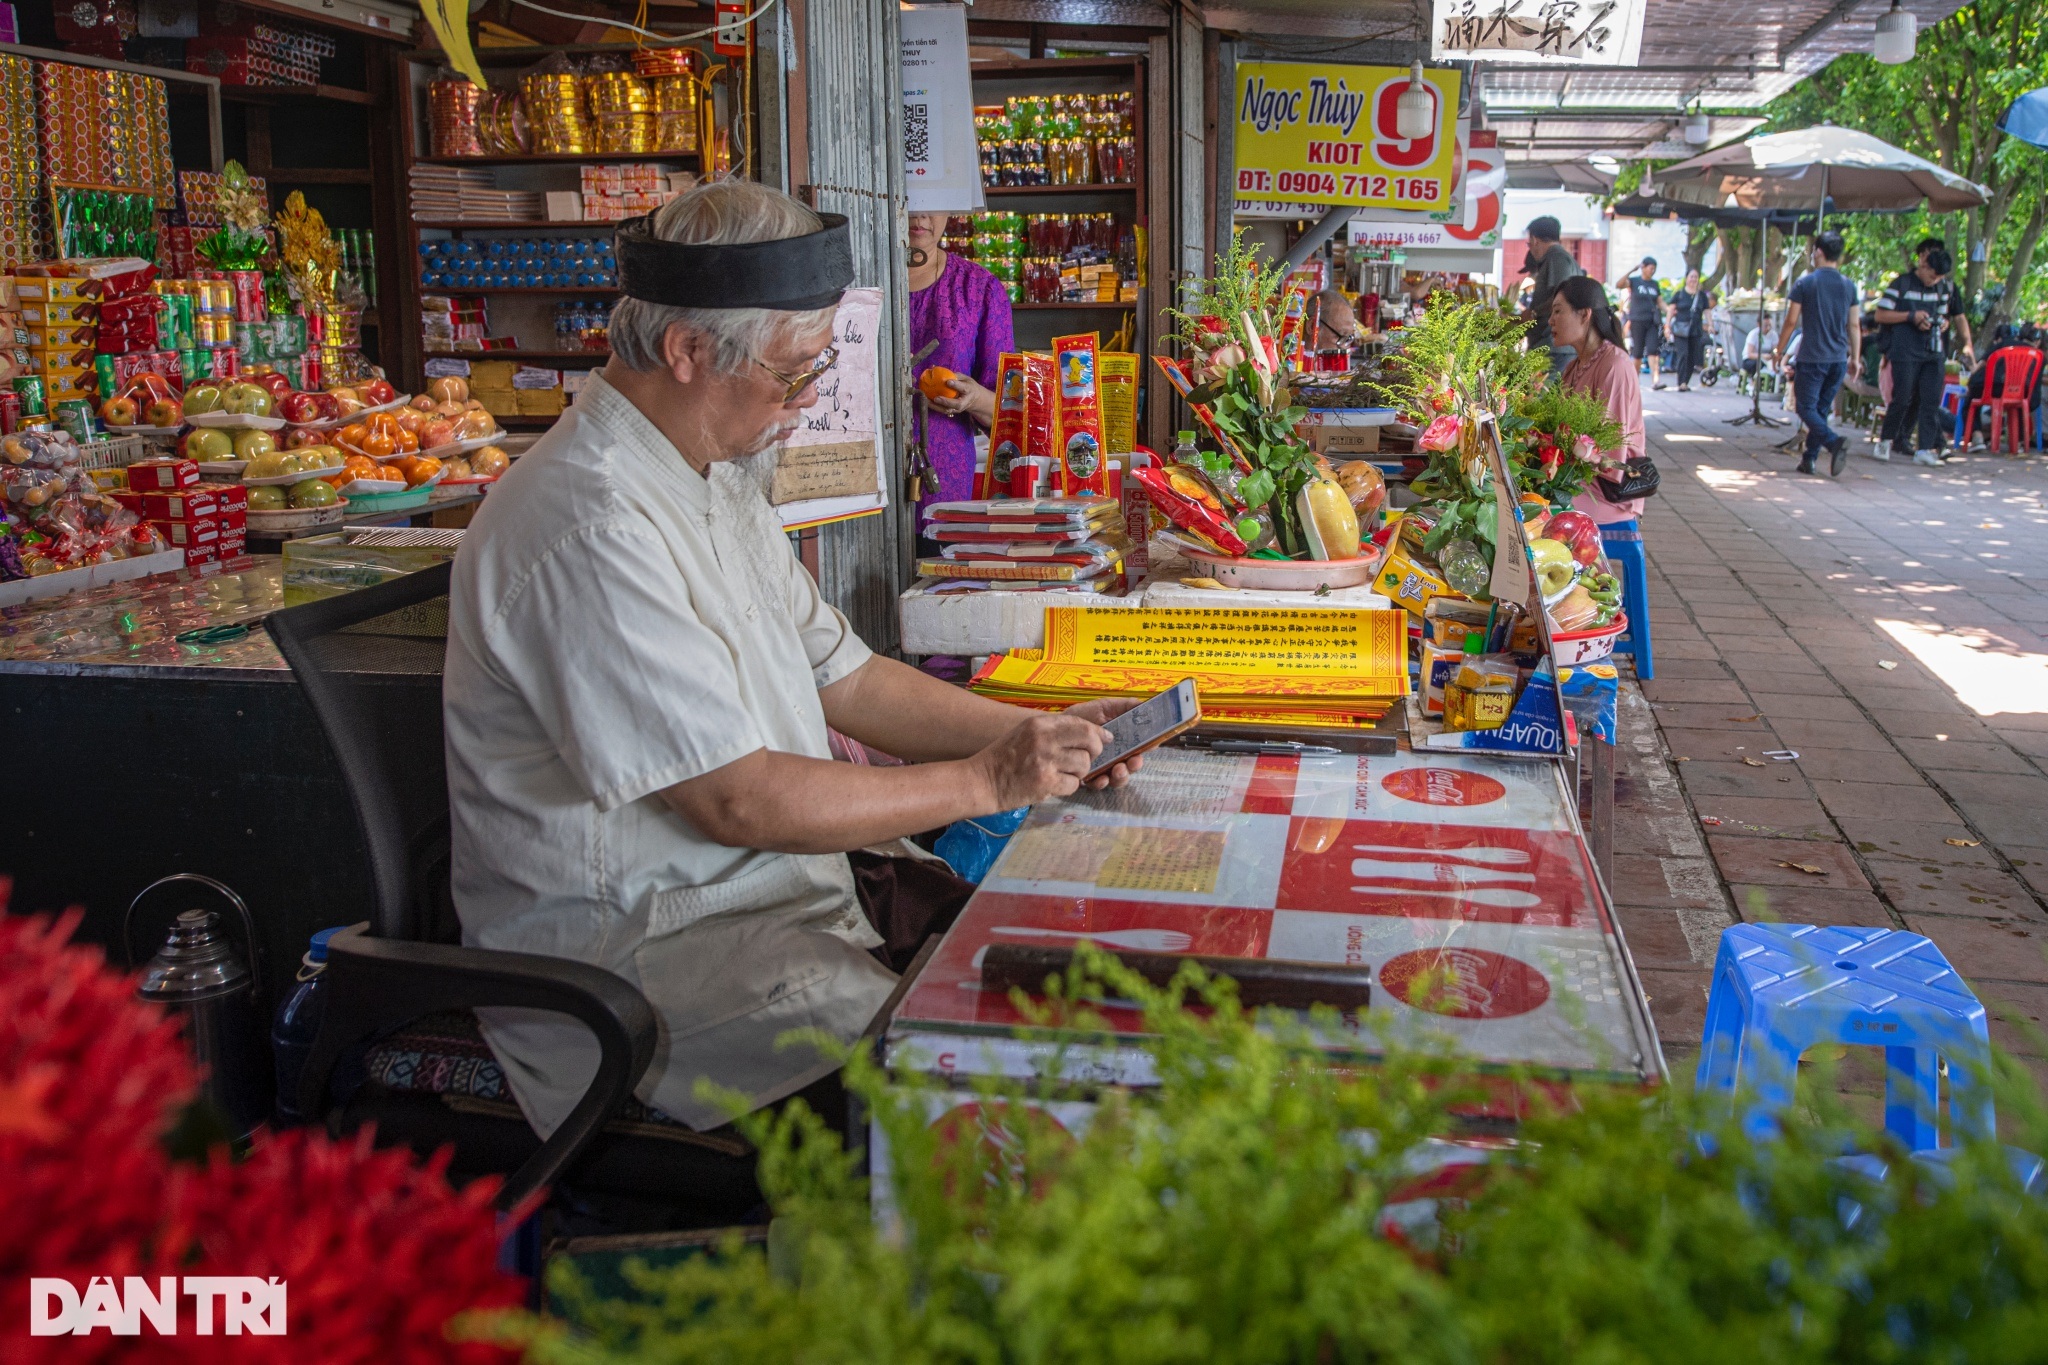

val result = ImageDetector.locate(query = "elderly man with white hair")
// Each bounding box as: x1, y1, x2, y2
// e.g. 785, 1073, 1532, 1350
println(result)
443, 180, 1141, 1149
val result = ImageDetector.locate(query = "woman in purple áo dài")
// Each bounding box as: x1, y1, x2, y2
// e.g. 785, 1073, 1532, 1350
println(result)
906, 211, 1014, 510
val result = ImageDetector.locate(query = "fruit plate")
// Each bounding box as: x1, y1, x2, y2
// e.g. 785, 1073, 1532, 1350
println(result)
1178, 541, 1384, 591
355, 394, 414, 416
1551, 614, 1627, 666
337, 477, 406, 496
194, 460, 249, 477
243, 462, 348, 487
340, 486, 431, 514
246, 501, 349, 530
421, 431, 507, 458
186, 411, 288, 431
282, 412, 352, 433
106, 423, 186, 437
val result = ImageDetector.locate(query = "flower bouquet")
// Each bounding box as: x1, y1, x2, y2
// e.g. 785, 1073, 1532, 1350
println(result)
1140, 232, 1377, 582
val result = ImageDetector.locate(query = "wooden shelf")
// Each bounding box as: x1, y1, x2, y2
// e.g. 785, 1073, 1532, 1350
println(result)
971, 57, 1140, 75
982, 183, 1136, 196
220, 83, 373, 106
414, 152, 699, 167
425, 350, 610, 361
1013, 301, 1136, 310
407, 39, 715, 65
412, 220, 616, 231
265, 168, 374, 184
416, 283, 618, 295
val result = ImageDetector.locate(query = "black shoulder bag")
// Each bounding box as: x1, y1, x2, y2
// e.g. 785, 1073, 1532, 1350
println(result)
1596, 456, 1660, 502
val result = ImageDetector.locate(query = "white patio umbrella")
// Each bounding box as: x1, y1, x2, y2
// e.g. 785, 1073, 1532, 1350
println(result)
1652, 125, 1989, 215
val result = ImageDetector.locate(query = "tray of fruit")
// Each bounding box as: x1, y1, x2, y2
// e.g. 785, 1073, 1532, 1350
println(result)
338, 476, 406, 496
183, 424, 293, 470
95, 375, 186, 434
244, 461, 346, 487
185, 411, 288, 431
421, 430, 508, 458
245, 481, 346, 524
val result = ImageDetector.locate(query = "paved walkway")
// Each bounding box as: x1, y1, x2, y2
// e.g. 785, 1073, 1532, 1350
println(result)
1605, 382, 2048, 1082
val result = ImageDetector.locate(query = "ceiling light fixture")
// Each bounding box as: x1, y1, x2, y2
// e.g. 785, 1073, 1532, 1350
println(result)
1873, 0, 1916, 64
1395, 62, 1434, 140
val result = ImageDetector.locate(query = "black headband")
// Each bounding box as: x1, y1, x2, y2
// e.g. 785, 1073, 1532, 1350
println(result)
615, 212, 854, 311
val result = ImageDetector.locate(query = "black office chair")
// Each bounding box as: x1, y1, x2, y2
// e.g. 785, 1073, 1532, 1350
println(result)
266, 562, 766, 1223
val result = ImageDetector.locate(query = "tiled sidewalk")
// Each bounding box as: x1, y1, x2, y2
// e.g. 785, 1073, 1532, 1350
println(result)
1605, 383, 2048, 1079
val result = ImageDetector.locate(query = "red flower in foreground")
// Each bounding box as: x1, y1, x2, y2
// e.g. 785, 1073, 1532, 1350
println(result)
160, 1129, 526, 1364
0, 887, 524, 1362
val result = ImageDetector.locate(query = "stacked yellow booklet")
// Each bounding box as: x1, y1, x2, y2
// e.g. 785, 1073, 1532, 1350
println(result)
971, 606, 1410, 728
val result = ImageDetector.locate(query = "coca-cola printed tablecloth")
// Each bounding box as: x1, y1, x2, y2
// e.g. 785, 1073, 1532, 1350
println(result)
888, 747, 1664, 1084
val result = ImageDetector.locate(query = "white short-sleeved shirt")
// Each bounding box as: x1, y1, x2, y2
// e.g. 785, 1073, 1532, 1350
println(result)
444, 371, 895, 1135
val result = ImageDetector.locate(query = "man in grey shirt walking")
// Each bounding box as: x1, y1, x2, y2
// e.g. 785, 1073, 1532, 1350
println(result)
1520, 216, 1582, 375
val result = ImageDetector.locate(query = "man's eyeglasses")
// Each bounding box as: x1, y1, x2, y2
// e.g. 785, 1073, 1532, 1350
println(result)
755, 345, 839, 403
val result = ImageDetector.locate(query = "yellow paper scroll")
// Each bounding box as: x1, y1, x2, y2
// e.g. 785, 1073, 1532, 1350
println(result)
1042, 606, 1410, 693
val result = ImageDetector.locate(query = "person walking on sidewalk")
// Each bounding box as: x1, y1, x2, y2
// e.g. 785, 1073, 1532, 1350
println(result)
1776, 230, 1861, 477
1874, 247, 1966, 466
1617, 257, 1667, 389
1667, 269, 1715, 391
1520, 216, 1582, 375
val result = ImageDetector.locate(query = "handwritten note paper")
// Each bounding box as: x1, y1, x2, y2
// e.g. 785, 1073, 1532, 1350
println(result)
776, 287, 887, 528
770, 439, 879, 504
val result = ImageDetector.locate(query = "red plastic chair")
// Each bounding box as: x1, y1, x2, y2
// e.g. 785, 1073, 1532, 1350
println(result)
1963, 347, 2044, 454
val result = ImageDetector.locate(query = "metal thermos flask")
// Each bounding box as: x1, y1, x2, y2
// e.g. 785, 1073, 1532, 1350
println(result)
129, 875, 274, 1140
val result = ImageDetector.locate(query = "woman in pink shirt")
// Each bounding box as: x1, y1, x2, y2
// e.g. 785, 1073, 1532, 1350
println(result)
1548, 275, 1646, 526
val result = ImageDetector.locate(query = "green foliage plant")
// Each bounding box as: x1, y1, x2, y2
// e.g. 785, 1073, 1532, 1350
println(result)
1167, 230, 1318, 556
480, 950, 2048, 1365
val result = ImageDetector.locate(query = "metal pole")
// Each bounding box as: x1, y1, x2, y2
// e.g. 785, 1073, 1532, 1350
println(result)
1727, 217, 1785, 427
1282, 204, 1353, 272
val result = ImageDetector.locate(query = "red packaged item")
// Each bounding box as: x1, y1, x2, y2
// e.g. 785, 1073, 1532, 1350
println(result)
1128, 464, 1248, 556
136, 487, 227, 521
94, 294, 163, 329
127, 458, 201, 492
213, 483, 248, 513
215, 505, 248, 535
81, 263, 158, 298
152, 516, 220, 550
216, 347, 240, 379
977, 353, 1027, 498
1051, 334, 1108, 496
218, 525, 247, 558
1013, 352, 1056, 496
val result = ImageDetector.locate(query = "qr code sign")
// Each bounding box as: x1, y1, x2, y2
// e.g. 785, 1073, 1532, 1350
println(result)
904, 101, 931, 171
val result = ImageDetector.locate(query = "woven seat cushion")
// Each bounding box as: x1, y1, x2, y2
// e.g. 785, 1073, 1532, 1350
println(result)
362, 1010, 713, 1139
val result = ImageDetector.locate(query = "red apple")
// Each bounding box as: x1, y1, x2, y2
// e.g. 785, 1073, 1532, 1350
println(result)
251, 370, 294, 399
287, 426, 328, 448
144, 398, 183, 428
279, 391, 324, 424
1543, 510, 1604, 567
314, 392, 340, 420
98, 396, 139, 427
360, 377, 397, 406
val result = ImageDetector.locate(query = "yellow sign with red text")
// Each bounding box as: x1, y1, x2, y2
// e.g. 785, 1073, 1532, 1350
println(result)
1234, 61, 1463, 212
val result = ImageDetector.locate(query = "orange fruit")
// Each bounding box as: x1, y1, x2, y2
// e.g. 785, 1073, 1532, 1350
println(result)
404, 455, 443, 487
918, 366, 959, 403
361, 431, 396, 457
396, 429, 419, 452
339, 422, 368, 448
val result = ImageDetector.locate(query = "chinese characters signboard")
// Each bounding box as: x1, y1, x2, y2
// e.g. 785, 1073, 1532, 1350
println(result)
1234, 62, 1463, 212
1430, 0, 1648, 66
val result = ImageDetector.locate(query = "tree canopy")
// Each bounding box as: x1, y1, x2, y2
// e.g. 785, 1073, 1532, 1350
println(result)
1761, 0, 2048, 329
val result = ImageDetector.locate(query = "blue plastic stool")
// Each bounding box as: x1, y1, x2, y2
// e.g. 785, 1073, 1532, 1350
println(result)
1598, 520, 1653, 680
1696, 924, 1995, 1148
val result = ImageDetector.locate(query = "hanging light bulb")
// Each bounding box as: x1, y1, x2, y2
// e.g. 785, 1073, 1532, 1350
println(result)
1395, 62, 1434, 141
1873, 0, 1916, 64
1684, 110, 1711, 145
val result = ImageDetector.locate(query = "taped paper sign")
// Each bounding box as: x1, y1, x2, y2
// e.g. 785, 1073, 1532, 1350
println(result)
775, 287, 888, 528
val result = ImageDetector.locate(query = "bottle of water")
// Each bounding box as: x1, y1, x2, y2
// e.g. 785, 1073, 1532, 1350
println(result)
1172, 429, 1200, 468
271, 925, 345, 1126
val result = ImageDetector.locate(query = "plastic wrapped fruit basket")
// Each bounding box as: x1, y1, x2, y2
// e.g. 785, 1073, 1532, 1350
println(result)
1552, 613, 1627, 666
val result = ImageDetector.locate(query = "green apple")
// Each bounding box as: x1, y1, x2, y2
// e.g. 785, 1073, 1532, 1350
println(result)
184, 427, 235, 461
232, 428, 278, 459
221, 382, 274, 417
246, 485, 287, 510
288, 478, 339, 508
182, 382, 225, 415
244, 450, 289, 479
1529, 538, 1576, 600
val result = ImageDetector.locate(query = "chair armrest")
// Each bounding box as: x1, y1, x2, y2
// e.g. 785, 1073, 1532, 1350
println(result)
300, 924, 657, 1212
